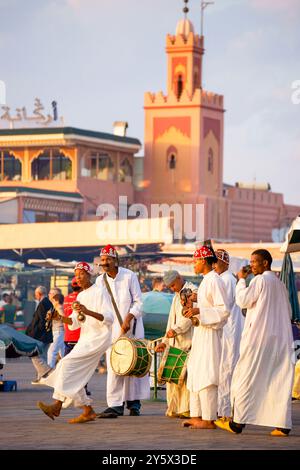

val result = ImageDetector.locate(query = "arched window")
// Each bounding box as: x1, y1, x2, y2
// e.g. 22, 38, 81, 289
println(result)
90, 153, 114, 181
169, 155, 176, 170
119, 157, 133, 183
177, 74, 183, 100
0, 151, 22, 181
167, 145, 178, 170
208, 148, 213, 173
32, 149, 72, 180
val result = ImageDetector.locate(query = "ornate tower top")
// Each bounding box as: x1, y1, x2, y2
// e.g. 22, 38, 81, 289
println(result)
176, 0, 195, 39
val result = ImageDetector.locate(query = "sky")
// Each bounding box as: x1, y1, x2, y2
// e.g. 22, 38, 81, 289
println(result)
0, 0, 299, 204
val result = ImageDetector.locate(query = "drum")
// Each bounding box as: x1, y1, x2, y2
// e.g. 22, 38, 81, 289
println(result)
157, 345, 188, 387
110, 337, 152, 378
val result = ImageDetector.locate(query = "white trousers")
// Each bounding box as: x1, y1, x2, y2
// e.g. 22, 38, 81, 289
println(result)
53, 388, 92, 408
47, 328, 65, 369
190, 385, 218, 421
31, 343, 50, 379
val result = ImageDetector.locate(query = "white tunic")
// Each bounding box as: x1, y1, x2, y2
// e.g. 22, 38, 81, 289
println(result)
42, 284, 114, 407
187, 270, 230, 393
96, 267, 150, 406
162, 281, 196, 352
162, 282, 195, 416
231, 271, 294, 428
218, 270, 244, 417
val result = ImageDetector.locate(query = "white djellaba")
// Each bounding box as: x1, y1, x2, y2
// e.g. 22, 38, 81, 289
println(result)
231, 271, 294, 429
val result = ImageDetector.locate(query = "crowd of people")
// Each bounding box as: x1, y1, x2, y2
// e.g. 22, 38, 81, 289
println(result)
20, 243, 299, 436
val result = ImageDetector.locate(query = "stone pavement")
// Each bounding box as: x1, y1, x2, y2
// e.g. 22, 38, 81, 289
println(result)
0, 357, 300, 450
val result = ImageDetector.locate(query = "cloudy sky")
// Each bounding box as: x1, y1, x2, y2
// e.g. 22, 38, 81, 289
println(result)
0, 0, 299, 204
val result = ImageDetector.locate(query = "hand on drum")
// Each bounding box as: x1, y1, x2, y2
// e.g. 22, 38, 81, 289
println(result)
155, 342, 166, 353
184, 307, 200, 319
121, 313, 135, 334
166, 329, 177, 338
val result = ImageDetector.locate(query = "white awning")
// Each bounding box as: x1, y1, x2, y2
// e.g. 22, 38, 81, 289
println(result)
280, 216, 300, 254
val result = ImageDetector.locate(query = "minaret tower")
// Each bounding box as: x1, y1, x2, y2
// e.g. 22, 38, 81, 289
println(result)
139, 1, 228, 239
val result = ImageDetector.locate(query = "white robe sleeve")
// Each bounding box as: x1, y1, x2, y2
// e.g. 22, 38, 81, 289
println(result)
200, 278, 230, 327
221, 274, 236, 311
68, 310, 82, 331
128, 272, 143, 319
235, 276, 263, 309
99, 291, 115, 326
173, 315, 193, 336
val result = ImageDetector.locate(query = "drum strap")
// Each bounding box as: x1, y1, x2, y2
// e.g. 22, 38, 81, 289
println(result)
103, 273, 123, 328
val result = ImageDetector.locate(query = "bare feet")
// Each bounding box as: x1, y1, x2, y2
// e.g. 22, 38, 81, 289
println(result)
182, 418, 216, 429
68, 406, 97, 424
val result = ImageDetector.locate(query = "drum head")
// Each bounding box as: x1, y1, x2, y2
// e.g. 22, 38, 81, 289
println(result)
111, 337, 134, 375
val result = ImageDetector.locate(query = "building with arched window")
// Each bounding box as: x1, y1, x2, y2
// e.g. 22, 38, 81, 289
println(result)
0, 127, 141, 223
136, 13, 300, 242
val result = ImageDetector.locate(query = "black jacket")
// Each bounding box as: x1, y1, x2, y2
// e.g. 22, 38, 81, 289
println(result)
26, 297, 53, 344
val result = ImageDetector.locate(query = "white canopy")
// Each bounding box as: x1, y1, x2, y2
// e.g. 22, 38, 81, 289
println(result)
280, 216, 300, 254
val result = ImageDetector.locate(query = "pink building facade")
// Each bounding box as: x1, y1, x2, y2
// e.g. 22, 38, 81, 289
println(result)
0, 127, 141, 224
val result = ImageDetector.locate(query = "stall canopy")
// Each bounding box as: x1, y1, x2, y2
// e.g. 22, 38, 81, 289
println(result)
0, 324, 44, 359
280, 216, 300, 254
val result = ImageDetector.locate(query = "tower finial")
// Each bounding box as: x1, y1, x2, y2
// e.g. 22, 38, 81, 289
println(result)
183, 0, 189, 19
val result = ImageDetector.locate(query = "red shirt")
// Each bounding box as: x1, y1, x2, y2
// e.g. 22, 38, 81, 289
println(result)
63, 291, 81, 342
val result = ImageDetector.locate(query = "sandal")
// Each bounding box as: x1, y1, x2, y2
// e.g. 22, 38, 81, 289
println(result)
68, 412, 97, 424
37, 401, 61, 420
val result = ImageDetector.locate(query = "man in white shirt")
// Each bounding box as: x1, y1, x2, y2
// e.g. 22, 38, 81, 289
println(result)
182, 246, 229, 429
215, 249, 294, 437
96, 245, 150, 417
214, 249, 244, 419
155, 270, 195, 418
37, 262, 114, 424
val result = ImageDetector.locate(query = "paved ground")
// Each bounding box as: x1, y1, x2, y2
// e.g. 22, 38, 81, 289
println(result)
1, 357, 300, 450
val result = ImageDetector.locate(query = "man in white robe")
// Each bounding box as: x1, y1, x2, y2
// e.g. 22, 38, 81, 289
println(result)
155, 270, 195, 418
37, 262, 114, 423
215, 249, 294, 436
214, 249, 244, 418
96, 244, 150, 417
182, 246, 230, 429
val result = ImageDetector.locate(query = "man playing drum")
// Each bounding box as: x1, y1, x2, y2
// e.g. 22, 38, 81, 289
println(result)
183, 246, 230, 430
96, 244, 150, 417
155, 271, 195, 419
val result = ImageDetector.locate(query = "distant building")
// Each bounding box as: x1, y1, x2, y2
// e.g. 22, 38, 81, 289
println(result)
135, 15, 299, 242
0, 16, 298, 243
224, 183, 299, 242
0, 126, 141, 223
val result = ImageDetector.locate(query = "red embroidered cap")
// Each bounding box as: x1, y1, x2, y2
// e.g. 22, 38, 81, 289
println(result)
100, 244, 117, 257
74, 262, 93, 274
193, 246, 215, 259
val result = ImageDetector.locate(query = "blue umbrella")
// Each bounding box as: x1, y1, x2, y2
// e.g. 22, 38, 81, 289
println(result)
142, 291, 174, 315
142, 291, 174, 340
280, 253, 300, 321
